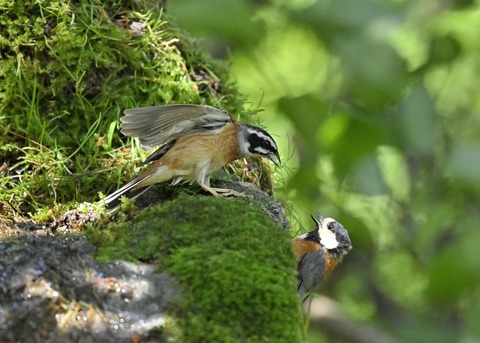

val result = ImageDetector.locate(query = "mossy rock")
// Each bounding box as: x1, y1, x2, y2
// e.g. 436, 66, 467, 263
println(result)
0, 0, 242, 215
1, 2, 303, 342
88, 195, 303, 342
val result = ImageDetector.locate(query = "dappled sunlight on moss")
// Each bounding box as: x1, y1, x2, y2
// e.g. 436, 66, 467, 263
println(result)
87, 195, 303, 342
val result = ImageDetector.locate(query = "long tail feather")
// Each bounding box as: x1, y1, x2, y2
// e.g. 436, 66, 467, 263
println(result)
104, 176, 152, 213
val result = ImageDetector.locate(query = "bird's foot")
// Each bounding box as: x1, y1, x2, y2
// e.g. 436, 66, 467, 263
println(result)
201, 185, 249, 198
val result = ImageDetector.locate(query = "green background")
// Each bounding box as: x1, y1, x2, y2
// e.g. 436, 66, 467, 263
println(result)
167, 0, 480, 342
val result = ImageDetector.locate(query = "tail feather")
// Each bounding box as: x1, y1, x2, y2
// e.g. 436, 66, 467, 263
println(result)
104, 176, 152, 213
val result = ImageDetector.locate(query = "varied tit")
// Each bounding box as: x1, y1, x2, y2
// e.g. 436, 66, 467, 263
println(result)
291, 211, 352, 297
104, 104, 280, 212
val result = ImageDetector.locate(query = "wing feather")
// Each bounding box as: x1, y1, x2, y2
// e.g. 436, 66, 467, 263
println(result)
120, 104, 232, 146
297, 250, 326, 296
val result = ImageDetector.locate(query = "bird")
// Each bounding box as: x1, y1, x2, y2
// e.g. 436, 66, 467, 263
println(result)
103, 104, 281, 212
291, 211, 352, 297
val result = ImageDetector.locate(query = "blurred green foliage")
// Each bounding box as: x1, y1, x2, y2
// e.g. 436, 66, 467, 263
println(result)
168, 0, 480, 342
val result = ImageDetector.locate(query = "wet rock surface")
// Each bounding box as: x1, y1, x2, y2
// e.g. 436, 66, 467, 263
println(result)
0, 232, 178, 342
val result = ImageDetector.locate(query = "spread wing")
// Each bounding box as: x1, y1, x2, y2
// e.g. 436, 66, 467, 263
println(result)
120, 104, 232, 146
297, 249, 326, 297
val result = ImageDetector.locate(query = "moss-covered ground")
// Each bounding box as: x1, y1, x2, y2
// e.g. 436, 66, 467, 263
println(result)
0, 0, 252, 218
87, 195, 303, 342
0, 1, 305, 341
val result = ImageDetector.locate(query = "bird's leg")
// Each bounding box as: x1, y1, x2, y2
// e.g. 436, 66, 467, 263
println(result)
199, 183, 247, 198
211, 187, 248, 197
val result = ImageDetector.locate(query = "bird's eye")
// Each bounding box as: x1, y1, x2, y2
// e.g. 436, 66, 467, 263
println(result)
327, 222, 335, 231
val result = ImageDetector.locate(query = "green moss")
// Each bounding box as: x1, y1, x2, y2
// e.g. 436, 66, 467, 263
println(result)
87, 195, 303, 342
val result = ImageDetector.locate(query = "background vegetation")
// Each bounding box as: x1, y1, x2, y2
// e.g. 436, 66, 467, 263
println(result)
168, 0, 480, 342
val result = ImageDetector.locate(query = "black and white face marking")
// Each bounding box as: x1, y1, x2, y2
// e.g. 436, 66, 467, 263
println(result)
239, 124, 281, 165
310, 211, 352, 255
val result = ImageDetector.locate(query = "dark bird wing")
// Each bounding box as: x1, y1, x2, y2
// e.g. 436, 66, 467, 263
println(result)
140, 140, 175, 166
120, 104, 232, 146
297, 249, 326, 297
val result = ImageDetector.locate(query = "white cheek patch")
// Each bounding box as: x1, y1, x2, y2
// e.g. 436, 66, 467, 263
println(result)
252, 146, 270, 156
319, 218, 339, 249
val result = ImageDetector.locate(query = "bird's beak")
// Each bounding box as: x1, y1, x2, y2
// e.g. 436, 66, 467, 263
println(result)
315, 211, 325, 223
268, 152, 281, 166
311, 211, 325, 227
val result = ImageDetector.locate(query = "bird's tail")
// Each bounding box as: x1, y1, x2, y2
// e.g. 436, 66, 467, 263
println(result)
103, 176, 152, 213
297, 282, 315, 304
